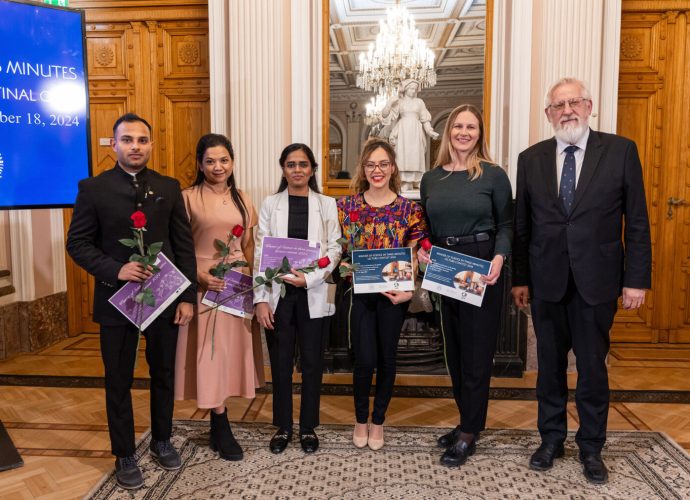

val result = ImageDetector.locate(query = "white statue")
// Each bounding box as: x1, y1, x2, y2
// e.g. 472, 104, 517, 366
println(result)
382, 79, 439, 190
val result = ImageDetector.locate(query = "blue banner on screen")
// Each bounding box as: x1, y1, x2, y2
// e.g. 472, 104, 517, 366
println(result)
0, 0, 90, 209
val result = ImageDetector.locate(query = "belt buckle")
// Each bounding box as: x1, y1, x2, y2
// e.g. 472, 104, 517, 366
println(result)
445, 236, 458, 246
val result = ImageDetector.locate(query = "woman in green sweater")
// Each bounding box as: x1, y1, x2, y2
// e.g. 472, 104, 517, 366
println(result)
418, 104, 513, 467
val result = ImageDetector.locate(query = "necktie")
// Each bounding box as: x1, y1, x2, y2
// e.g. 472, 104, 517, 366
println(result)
559, 145, 578, 213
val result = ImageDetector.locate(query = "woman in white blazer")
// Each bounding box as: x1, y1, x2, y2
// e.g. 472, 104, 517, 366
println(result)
254, 143, 342, 455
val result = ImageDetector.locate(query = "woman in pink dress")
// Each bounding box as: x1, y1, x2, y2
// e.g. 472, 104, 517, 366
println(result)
175, 133, 264, 461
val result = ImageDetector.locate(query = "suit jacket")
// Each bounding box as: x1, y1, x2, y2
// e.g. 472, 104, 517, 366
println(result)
513, 129, 651, 305
66, 164, 197, 326
253, 189, 342, 318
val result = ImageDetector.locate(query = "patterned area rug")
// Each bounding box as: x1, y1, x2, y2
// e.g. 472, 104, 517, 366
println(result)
88, 421, 690, 499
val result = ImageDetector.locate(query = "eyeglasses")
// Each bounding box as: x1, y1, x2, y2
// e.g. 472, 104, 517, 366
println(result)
284, 161, 311, 169
547, 97, 590, 112
363, 161, 392, 172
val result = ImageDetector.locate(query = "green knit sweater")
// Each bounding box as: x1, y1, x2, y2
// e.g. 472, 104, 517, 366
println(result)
419, 162, 513, 257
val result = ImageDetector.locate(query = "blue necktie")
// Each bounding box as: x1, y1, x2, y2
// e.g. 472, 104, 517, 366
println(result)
559, 145, 578, 213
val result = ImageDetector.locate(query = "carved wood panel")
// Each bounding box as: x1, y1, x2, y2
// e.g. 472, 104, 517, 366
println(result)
64, 4, 209, 335
614, 6, 690, 344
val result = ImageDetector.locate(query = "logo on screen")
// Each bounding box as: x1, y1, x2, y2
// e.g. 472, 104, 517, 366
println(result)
0, 153, 4, 180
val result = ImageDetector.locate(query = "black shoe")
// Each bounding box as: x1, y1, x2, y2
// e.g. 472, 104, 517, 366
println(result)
440, 438, 476, 467
210, 409, 243, 461
269, 429, 292, 454
579, 451, 609, 484
114, 455, 144, 490
300, 431, 319, 453
529, 442, 565, 471
437, 425, 461, 448
149, 439, 182, 470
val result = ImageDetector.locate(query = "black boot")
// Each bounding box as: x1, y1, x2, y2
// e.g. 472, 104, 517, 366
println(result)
209, 409, 243, 461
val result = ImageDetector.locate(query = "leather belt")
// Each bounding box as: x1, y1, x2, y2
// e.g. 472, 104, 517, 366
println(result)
433, 232, 491, 247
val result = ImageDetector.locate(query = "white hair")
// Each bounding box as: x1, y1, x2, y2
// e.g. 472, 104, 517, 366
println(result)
544, 77, 592, 108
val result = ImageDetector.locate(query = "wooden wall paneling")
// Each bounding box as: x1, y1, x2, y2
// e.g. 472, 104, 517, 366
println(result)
131, 21, 156, 135
87, 100, 127, 173
667, 11, 690, 343
161, 97, 210, 187
616, 3, 690, 345
614, 93, 659, 342
157, 21, 210, 186
613, 12, 668, 342
652, 10, 689, 343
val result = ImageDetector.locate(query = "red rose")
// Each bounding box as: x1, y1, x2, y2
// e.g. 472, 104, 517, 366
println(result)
131, 211, 147, 229
349, 210, 360, 223
420, 238, 432, 251
317, 256, 331, 269
231, 224, 244, 238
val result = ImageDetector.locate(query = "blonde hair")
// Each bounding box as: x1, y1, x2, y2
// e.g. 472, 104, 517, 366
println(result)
434, 104, 493, 181
350, 137, 401, 194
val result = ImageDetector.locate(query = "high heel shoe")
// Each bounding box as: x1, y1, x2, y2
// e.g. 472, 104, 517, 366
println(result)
353, 423, 368, 448
209, 408, 243, 461
368, 424, 384, 451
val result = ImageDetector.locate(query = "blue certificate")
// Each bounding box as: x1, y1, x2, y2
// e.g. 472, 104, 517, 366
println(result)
421, 246, 492, 307
352, 247, 414, 294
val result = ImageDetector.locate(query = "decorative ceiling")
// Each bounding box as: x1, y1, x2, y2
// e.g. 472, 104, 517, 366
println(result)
329, 0, 486, 101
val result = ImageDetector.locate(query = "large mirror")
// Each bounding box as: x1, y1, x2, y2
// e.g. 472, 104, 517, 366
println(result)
324, 0, 490, 196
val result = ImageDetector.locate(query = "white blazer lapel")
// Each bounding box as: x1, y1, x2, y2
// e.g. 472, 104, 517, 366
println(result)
307, 190, 322, 252
273, 190, 290, 238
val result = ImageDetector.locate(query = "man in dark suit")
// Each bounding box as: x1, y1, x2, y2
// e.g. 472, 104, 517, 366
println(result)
66, 113, 196, 490
512, 78, 651, 484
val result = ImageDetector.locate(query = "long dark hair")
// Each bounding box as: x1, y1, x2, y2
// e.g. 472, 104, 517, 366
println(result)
277, 143, 320, 193
191, 133, 248, 228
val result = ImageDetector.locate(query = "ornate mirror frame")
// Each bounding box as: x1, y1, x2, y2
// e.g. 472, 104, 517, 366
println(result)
322, 0, 495, 197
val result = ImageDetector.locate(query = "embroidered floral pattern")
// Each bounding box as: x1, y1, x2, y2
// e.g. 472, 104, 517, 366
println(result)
337, 193, 428, 252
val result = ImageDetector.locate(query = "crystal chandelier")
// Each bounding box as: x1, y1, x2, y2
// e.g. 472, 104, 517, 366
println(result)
356, 4, 437, 97
364, 91, 390, 126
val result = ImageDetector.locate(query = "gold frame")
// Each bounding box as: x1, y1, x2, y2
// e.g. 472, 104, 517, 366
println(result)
322, 0, 494, 196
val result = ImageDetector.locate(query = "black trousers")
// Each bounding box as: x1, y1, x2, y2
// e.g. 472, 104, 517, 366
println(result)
438, 237, 502, 434
265, 286, 324, 432
349, 292, 408, 425
100, 316, 179, 457
531, 275, 617, 454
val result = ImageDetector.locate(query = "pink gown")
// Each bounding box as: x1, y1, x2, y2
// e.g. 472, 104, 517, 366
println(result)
174, 183, 265, 408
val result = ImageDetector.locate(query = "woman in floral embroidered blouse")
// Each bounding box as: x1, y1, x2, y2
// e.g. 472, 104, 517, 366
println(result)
337, 138, 428, 451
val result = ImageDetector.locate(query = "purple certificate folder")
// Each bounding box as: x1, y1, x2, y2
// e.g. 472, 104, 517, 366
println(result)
200, 270, 254, 319
108, 252, 191, 331
259, 236, 321, 271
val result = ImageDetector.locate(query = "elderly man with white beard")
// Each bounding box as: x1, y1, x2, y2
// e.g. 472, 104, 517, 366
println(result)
512, 77, 651, 484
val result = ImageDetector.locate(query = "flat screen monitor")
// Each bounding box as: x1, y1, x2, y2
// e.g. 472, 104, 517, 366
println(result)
0, 0, 91, 209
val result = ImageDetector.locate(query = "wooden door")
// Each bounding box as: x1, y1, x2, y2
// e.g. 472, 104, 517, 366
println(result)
613, 2, 690, 343
65, 2, 210, 335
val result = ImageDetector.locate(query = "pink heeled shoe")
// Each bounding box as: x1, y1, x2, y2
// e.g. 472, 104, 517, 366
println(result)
353, 423, 368, 448
368, 424, 384, 450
